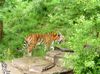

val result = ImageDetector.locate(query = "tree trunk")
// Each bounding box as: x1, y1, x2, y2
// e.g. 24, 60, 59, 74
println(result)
0, 20, 3, 40
0, 0, 5, 6
0, 0, 5, 41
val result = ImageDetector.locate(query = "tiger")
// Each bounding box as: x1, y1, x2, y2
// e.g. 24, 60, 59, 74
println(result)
23, 32, 64, 56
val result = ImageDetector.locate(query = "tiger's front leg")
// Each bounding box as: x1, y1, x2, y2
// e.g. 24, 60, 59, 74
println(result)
45, 42, 54, 51
44, 42, 51, 52
50, 41, 54, 50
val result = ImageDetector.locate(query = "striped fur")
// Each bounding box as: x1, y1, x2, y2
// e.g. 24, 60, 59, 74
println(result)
23, 32, 64, 56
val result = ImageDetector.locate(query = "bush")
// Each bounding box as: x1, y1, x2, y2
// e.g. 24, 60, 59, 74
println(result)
0, 0, 100, 74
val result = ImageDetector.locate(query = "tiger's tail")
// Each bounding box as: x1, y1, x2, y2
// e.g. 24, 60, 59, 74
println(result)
22, 41, 27, 50
21, 40, 28, 56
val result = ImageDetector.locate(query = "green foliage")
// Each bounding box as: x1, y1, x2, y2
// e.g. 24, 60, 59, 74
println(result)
0, 0, 100, 74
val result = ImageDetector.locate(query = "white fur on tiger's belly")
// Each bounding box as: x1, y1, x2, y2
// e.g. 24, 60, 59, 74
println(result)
37, 39, 43, 45
37, 42, 41, 45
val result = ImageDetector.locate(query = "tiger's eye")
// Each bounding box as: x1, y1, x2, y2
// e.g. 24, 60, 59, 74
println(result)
58, 34, 60, 37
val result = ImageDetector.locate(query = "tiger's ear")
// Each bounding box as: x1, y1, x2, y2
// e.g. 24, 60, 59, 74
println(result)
52, 32, 56, 36
54, 33, 57, 36
52, 33, 57, 38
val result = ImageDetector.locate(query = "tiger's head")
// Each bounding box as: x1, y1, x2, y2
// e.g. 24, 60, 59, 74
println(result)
51, 32, 64, 44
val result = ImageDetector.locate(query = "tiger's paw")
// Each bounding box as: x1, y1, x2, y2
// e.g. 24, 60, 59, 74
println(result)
50, 46, 54, 51
28, 52, 32, 56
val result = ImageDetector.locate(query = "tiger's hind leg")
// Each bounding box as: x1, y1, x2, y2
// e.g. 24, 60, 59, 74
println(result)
27, 43, 36, 56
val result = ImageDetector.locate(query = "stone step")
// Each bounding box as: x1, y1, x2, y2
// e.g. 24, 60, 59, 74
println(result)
0, 48, 74, 74
11, 56, 72, 74
0, 62, 22, 74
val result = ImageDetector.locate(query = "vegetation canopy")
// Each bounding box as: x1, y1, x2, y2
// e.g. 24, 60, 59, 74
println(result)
0, 0, 100, 74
